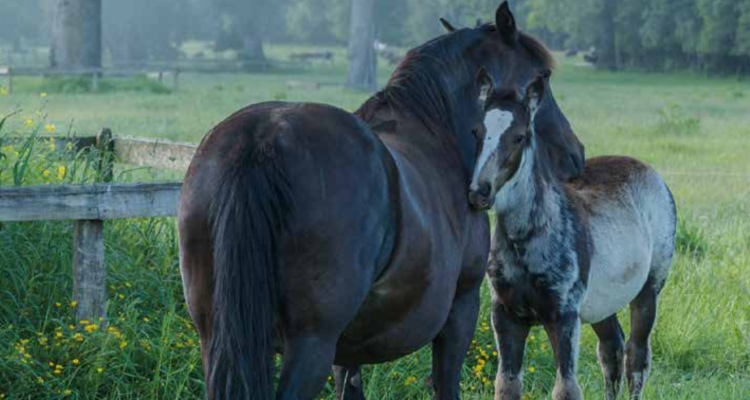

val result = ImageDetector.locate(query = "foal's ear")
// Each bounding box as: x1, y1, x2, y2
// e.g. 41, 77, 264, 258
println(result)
476, 67, 494, 106
439, 18, 457, 33
525, 75, 546, 115
496, 1, 519, 45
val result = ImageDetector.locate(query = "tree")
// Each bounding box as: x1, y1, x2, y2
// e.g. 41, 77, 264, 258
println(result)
51, 0, 101, 68
346, 0, 377, 91
213, 0, 289, 63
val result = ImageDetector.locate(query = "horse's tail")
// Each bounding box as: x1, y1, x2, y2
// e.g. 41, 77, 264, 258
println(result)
208, 143, 291, 399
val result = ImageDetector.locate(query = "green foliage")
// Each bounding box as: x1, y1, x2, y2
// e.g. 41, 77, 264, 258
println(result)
524, 0, 750, 74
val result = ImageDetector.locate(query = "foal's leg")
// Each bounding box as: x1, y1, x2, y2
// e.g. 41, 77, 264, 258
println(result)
592, 315, 625, 400
431, 287, 482, 400
334, 365, 366, 400
625, 282, 661, 399
544, 312, 583, 400
491, 302, 530, 400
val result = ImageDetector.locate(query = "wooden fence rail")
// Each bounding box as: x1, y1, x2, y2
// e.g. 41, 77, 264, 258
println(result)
0, 66, 181, 93
0, 129, 194, 322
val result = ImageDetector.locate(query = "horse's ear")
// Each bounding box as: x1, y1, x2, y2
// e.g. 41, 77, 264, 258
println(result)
477, 67, 494, 106
525, 75, 546, 115
496, 1, 519, 45
439, 18, 457, 33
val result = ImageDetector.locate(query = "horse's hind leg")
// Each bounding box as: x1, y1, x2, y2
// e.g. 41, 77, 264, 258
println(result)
277, 335, 338, 400
178, 214, 214, 382
592, 315, 625, 400
431, 287, 482, 400
334, 365, 366, 400
625, 279, 662, 399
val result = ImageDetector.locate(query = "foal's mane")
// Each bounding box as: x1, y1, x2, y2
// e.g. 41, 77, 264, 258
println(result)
355, 26, 554, 140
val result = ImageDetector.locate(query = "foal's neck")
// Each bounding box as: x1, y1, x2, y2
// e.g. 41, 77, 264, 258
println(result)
494, 139, 563, 242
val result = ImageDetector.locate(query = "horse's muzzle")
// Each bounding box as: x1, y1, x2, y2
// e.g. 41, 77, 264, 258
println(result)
468, 183, 493, 211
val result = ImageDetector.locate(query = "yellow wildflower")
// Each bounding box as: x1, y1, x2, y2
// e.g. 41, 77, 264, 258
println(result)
40, 92, 48, 98
143, 317, 150, 322
45, 123, 56, 133
57, 165, 66, 180
42, 169, 50, 178
72, 359, 80, 365
120, 340, 128, 349
64, 389, 72, 395
84, 324, 98, 333
37, 376, 44, 384
528, 366, 536, 373
404, 376, 417, 386
24, 118, 34, 127
73, 333, 83, 342
55, 332, 63, 338
70, 300, 78, 308
96, 367, 104, 373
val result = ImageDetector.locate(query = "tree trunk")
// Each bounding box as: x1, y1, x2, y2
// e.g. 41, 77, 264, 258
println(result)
346, 0, 377, 92
596, 0, 618, 71
241, 31, 266, 63
51, 0, 102, 68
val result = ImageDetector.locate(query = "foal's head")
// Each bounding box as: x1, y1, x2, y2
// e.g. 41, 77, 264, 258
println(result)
468, 75, 546, 210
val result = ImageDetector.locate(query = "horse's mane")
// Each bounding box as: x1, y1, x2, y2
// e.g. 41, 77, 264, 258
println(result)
355, 26, 554, 140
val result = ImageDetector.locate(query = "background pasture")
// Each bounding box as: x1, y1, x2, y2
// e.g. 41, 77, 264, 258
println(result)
0, 44, 748, 399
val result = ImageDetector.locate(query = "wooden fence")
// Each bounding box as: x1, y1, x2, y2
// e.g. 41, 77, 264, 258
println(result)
0, 129, 195, 322
0, 66, 181, 93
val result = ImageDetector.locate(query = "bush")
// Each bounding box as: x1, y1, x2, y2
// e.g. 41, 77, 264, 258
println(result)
654, 104, 701, 135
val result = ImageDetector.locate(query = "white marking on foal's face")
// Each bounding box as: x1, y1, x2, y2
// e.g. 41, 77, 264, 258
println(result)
470, 109, 514, 191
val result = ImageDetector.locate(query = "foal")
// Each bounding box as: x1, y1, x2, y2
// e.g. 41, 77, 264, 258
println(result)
468, 76, 676, 400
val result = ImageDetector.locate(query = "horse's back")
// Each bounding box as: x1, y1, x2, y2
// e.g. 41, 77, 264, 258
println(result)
180, 100, 398, 335
569, 156, 676, 323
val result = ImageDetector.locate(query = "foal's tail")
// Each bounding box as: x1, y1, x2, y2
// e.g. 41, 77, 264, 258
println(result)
208, 144, 291, 400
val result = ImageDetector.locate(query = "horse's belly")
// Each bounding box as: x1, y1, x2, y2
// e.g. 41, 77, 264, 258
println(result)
579, 212, 652, 324
334, 269, 457, 364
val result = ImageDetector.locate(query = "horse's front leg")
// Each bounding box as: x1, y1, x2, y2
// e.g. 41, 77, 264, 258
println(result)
491, 300, 530, 400
544, 312, 583, 400
333, 365, 366, 400
430, 285, 482, 400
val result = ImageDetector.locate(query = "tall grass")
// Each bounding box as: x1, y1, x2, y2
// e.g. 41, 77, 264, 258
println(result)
0, 46, 749, 399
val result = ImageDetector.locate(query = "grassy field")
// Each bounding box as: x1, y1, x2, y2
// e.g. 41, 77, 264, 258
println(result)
0, 44, 749, 399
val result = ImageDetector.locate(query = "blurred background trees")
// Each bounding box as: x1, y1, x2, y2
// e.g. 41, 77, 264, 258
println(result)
1, 0, 750, 75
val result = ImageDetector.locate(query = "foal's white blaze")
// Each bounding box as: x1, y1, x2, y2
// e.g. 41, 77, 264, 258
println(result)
471, 109, 514, 191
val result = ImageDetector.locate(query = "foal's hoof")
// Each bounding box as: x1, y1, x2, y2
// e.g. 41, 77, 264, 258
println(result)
495, 375, 523, 400
552, 378, 583, 400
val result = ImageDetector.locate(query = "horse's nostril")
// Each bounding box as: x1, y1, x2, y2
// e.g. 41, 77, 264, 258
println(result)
477, 182, 491, 197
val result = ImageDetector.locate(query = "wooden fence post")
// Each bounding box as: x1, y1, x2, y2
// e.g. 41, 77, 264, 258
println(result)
72, 128, 114, 323
1, 67, 12, 94
172, 68, 180, 92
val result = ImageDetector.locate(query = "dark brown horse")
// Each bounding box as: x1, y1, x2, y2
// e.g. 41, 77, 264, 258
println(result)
178, 3, 583, 399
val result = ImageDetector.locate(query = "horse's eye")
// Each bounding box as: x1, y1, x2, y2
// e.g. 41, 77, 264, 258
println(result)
514, 135, 525, 145
541, 69, 552, 80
